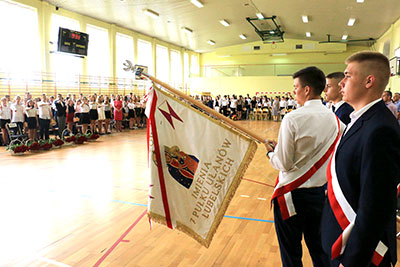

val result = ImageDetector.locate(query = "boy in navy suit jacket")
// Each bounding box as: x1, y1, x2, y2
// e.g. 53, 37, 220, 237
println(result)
321, 52, 400, 267
324, 72, 354, 125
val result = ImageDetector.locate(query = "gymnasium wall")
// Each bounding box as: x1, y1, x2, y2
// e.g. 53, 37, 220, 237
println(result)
191, 40, 370, 96
375, 17, 400, 93
1, 0, 197, 98
190, 76, 293, 97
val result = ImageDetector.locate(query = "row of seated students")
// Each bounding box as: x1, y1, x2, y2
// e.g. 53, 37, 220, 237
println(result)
194, 92, 399, 123
0, 92, 146, 146
194, 94, 299, 121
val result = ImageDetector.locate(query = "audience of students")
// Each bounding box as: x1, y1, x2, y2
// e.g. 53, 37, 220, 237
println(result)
1, 88, 399, 146
0, 92, 148, 145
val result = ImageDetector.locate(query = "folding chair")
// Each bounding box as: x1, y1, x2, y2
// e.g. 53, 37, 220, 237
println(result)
255, 108, 262, 120
248, 109, 255, 120
262, 108, 270, 120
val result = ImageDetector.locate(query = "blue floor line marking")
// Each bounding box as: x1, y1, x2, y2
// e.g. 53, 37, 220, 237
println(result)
224, 215, 274, 223
47, 190, 273, 223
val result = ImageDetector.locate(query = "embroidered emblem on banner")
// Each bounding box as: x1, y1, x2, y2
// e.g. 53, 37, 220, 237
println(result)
164, 145, 199, 189
158, 100, 183, 129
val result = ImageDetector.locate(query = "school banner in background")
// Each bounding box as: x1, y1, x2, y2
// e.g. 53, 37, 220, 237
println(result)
146, 83, 257, 247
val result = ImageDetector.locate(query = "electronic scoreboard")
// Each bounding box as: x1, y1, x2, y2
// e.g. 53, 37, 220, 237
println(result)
57, 27, 89, 56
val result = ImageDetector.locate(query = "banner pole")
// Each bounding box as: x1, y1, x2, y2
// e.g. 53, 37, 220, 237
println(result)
142, 73, 265, 143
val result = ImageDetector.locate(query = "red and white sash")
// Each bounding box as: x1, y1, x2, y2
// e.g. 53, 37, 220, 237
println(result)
272, 116, 341, 220
327, 140, 388, 265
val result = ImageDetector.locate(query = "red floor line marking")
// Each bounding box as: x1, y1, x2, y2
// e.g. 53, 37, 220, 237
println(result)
242, 178, 275, 188
93, 209, 147, 267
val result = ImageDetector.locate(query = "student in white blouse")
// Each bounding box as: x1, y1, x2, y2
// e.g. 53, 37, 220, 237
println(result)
287, 96, 295, 110
96, 96, 106, 134
279, 97, 288, 110
80, 97, 90, 134
25, 99, 38, 141
265, 67, 345, 267
37, 93, 53, 140
0, 97, 11, 145
11, 95, 25, 131
229, 95, 238, 116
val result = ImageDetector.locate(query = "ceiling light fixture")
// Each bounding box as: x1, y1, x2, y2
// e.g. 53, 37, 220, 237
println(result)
347, 18, 356, 26
219, 20, 230, 27
302, 15, 308, 23
306, 32, 311, 37
342, 35, 348, 40
144, 9, 159, 19
239, 34, 247, 39
182, 27, 193, 34
190, 0, 204, 8
356, 0, 364, 3
256, 13, 264, 19
207, 40, 215, 45
271, 53, 287, 56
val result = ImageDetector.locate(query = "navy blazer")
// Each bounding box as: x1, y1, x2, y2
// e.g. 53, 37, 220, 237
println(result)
54, 100, 67, 117
335, 102, 353, 125
321, 100, 400, 267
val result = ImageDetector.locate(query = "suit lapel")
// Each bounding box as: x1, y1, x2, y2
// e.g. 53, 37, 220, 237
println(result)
337, 101, 384, 151
337, 119, 363, 151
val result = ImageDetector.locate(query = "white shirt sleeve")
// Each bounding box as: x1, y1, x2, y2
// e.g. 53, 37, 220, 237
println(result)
269, 116, 296, 172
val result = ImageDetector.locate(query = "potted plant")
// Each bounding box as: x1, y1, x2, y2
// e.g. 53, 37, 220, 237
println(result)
64, 135, 76, 144
51, 137, 64, 148
74, 133, 87, 144
7, 142, 28, 155
39, 139, 53, 150
27, 140, 41, 152
86, 132, 100, 141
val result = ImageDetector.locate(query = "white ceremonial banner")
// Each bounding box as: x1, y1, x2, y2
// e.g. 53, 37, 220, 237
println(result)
146, 83, 257, 247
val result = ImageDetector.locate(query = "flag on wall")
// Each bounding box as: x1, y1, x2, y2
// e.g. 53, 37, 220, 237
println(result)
146, 83, 257, 247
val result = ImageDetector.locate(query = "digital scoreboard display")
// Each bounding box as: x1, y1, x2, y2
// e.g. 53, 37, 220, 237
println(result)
57, 27, 89, 56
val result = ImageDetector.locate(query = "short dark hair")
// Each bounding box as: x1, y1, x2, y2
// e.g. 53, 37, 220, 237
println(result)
292, 66, 326, 95
326, 72, 345, 80
384, 90, 392, 98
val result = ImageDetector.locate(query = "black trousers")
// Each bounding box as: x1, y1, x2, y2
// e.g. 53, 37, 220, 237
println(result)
274, 186, 330, 267
222, 106, 229, 116
329, 248, 393, 267
39, 118, 50, 140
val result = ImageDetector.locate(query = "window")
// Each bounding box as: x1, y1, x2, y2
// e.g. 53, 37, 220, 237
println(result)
116, 33, 134, 90
86, 24, 110, 91
170, 50, 182, 87
0, 1, 41, 73
395, 47, 400, 58
86, 24, 109, 77
0, 0, 41, 93
51, 14, 81, 90
184, 52, 190, 84
156, 45, 169, 82
137, 39, 153, 76
190, 54, 200, 77
116, 33, 134, 78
